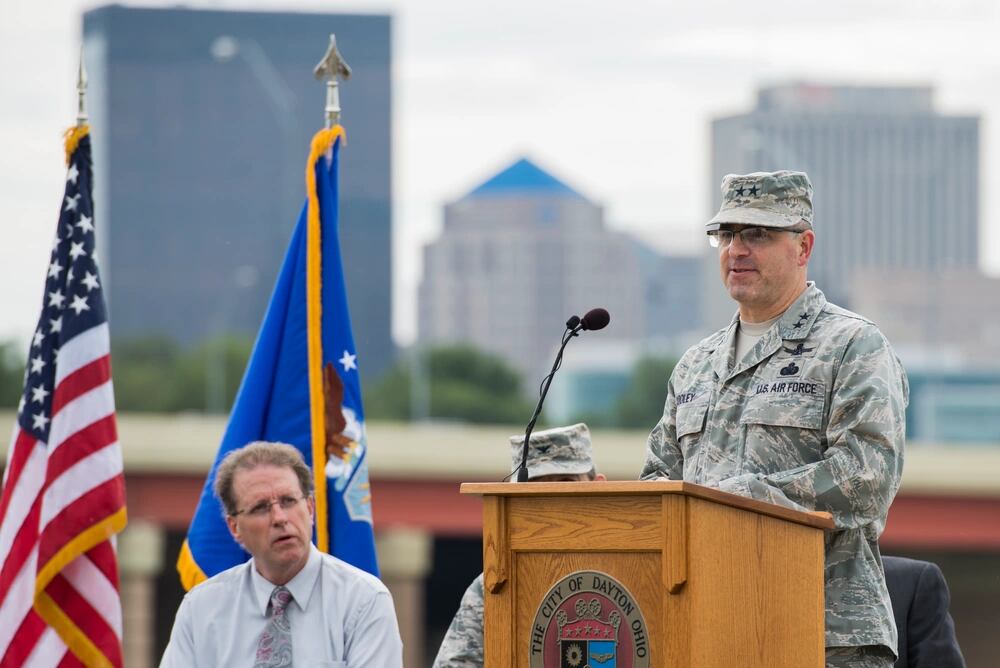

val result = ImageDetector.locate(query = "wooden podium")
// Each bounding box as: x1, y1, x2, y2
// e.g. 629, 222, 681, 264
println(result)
461, 481, 834, 668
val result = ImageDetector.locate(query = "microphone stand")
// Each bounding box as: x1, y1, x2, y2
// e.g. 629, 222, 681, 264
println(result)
516, 322, 581, 482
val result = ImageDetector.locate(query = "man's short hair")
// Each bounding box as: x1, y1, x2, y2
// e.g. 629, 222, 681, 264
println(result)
214, 441, 314, 516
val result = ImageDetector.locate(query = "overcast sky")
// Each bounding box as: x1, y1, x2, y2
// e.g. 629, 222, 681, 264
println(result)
3, 0, 999, 347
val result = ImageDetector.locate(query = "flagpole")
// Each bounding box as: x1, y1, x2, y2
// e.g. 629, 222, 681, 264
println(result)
313, 34, 352, 129
76, 46, 88, 127
307, 34, 352, 554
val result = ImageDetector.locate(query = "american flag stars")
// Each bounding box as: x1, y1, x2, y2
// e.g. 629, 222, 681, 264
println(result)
20, 146, 107, 443
68, 240, 86, 260
41, 171, 101, 338
29, 355, 45, 374
48, 289, 66, 308
31, 412, 49, 431
69, 294, 90, 315
30, 385, 49, 404
81, 271, 100, 291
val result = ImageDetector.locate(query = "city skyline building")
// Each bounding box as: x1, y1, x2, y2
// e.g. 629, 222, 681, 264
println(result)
846, 267, 1000, 443
417, 157, 645, 384
628, 238, 703, 348
81, 5, 394, 379
706, 82, 980, 325
848, 267, 1000, 366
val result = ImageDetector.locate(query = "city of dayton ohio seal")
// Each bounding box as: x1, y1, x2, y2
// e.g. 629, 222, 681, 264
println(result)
529, 570, 649, 668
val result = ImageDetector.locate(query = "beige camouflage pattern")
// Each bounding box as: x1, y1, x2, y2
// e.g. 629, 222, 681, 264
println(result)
706, 170, 814, 230
510, 423, 593, 479
641, 283, 907, 655
826, 645, 895, 667
432, 573, 485, 668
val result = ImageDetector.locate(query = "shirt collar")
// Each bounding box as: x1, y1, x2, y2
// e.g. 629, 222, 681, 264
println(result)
248, 544, 322, 616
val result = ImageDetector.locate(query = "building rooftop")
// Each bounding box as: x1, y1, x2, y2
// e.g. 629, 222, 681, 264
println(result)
465, 157, 586, 200
756, 82, 935, 114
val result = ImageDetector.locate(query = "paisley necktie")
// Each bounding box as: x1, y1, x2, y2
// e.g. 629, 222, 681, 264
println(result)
254, 585, 293, 667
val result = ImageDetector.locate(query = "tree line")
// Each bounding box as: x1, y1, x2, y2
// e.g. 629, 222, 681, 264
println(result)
0, 338, 676, 430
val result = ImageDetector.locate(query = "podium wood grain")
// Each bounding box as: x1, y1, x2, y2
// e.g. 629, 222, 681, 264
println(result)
467, 481, 831, 668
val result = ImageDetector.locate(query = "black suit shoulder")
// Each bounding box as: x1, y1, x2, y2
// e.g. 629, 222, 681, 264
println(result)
883, 556, 965, 668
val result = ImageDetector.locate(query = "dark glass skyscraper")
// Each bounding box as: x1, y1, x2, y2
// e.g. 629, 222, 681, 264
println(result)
82, 6, 393, 379
708, 83, 979, 318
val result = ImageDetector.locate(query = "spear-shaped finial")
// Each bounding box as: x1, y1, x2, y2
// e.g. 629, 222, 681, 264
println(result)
313, 34, 352, 129
76, 46, 88, 127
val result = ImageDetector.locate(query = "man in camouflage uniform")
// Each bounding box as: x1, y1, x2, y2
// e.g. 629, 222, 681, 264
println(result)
432, 424, 605, 668
640, 170, 908, 668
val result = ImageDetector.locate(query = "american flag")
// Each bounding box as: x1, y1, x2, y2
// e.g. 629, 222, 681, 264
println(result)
0, 128, 126, 667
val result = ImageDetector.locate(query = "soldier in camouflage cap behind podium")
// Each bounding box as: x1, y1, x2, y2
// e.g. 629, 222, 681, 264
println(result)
432, 424, 605, 668
641, 170, 908, 667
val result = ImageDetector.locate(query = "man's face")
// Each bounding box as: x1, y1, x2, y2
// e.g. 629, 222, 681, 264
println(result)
717, 226, 814, 320
226, 464, 315, 585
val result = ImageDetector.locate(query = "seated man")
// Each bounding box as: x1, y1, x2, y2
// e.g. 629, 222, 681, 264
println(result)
432, 423, 605, 668
160, 441, 403, 667
883, 556, 965, 668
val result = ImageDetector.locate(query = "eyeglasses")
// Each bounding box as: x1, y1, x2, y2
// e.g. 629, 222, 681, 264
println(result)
232, 494, 307, 518
707, 227, 802, 249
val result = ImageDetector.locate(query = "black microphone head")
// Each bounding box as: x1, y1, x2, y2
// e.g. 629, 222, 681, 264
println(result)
565, 315, 581, 330
580, 308, 610, 331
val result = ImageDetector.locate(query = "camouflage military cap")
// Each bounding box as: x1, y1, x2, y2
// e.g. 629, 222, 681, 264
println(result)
706, 170, 813, 230
510, 423, 593, 479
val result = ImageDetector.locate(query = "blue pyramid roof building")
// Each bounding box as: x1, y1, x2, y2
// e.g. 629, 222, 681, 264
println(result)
465, 158, 586, 200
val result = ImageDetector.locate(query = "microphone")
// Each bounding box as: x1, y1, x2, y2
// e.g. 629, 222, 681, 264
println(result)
514, 307, 611, 482
580, 307, 610, 331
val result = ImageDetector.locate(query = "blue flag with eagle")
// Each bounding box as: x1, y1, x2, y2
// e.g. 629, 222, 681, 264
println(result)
177, 126, 378, 589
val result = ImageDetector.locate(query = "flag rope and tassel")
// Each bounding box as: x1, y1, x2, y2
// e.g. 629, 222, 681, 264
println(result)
306, 124, 345, 553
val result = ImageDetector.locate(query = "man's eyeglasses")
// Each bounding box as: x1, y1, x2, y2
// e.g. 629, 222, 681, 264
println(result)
707, 226, 802, 249
232, 494, 307, 518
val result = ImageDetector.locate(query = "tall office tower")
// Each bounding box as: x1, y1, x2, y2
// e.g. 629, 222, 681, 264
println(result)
708, 83, 979, 320
418, 158, 644, 383
82, 6, 394, 379
627, 238, 703, 346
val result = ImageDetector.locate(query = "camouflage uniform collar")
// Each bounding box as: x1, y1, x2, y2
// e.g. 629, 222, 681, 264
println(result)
709, 282, 826, 380
712, 318, 740, 379
776, 282, 826, 341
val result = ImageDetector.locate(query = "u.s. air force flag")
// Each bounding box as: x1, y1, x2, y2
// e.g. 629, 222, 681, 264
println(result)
177, 126, 378, 589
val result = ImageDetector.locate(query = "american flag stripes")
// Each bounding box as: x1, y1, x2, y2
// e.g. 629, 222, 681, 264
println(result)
0, 127, 127, 667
